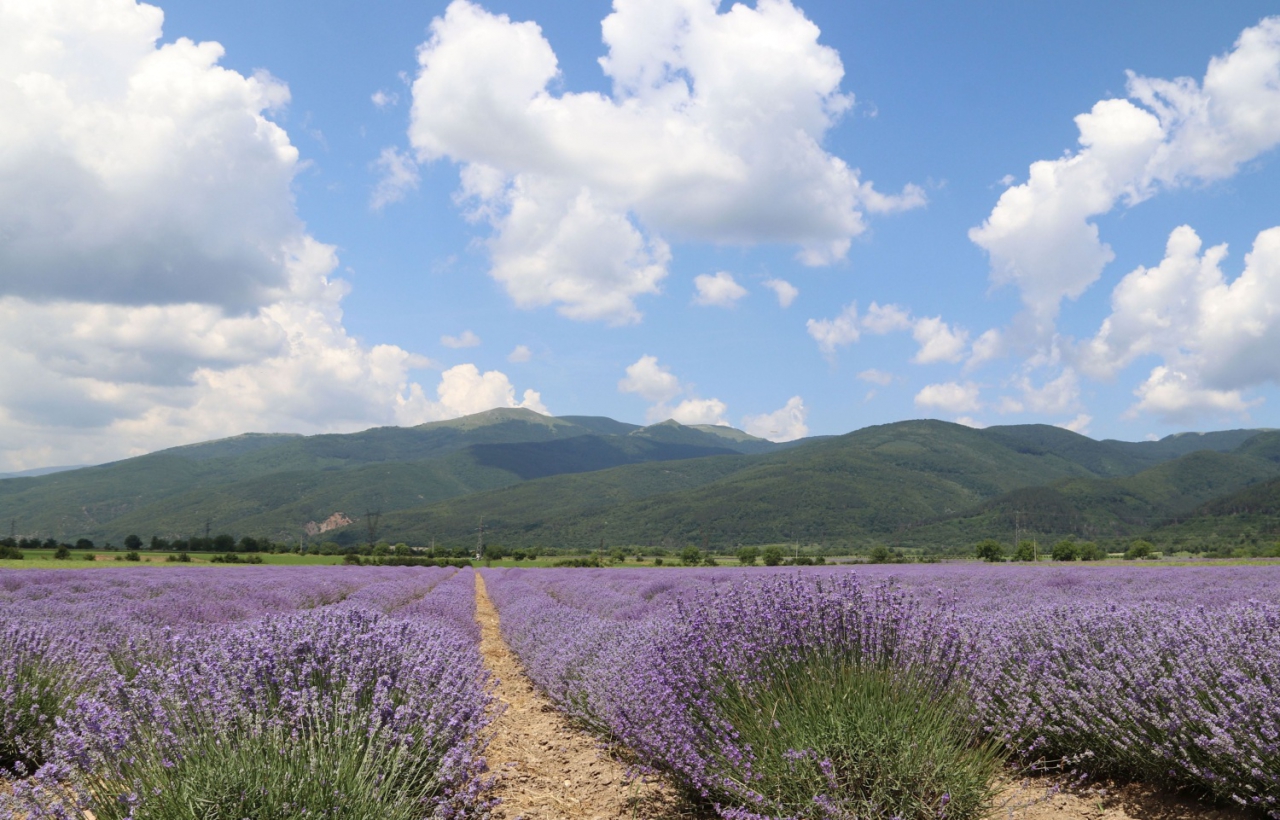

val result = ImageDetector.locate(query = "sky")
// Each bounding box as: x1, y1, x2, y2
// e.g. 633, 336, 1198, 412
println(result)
2, 0, 1280, 470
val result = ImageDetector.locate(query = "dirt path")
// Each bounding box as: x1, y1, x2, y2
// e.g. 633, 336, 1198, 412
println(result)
993, 778, 1255, 820
475, 572, 688, 819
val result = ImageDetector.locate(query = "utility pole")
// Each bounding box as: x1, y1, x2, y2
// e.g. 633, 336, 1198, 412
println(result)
476, 517, 484, 561
1013, 511, 1022, 554
364, 508, 381, 549
204, 519, 211, 542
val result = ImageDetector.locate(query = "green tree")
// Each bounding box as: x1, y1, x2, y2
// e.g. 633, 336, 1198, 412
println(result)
213, 533, 235, 552
1051, 539, 1079, 561
75, 538, 94, 551
1125, 539, 1154, 560
975, 539, 1005, 562
1077, 541, 1105, 561
737, 546, 759, 566
680, 546, 702, 566
868, 545, 892, 564
1011, 540, 1036, 562
54, 544, 71, 560
123, 534, 143, 551
761, 546, 784, 566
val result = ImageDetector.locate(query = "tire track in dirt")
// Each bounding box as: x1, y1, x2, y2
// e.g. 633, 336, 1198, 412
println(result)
474, 572, 692, 820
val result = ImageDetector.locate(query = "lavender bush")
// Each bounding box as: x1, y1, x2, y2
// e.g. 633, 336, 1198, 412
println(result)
1, 566, 494, 820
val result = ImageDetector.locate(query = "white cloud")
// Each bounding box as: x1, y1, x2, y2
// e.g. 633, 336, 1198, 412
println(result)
911, 316, 969, 364
763, 278, 799, 308
1075, 223, 1280, 422
441, 330, 482, 348
0, 0, 546, 470
507, 344, 532, 363
1057, 413, 1093, 435
970, 16, 1280, 333
966, 328, 1005, 370
431, 363, 548, 417
670, 398, 729, 426
1079, 224, 1280, 422
408, 0, 923, 323
807, 300, 970, 364
1001, 369, 1082, 415
370, 147, 421, 210
954, 416, 987, 429
742, 396, 808, 441
371, 90, 399, 108
618, 355, 683, 404
618, 354, 730, 424
857, 369, 894, 386
692, 271, 748, 307
914, 382, 982, 414
861, 302, 913, 334
807, 302, 861, 355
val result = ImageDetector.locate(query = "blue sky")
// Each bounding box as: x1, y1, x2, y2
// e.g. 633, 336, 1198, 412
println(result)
1, 0, 1279, 469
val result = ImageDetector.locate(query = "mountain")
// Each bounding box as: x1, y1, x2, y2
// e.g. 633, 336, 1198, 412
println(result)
373, 422, 1280, 550
2, 410, 1274, 549
0, 409, 778, 543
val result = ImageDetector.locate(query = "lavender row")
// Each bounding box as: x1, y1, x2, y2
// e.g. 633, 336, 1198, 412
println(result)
482, 566, 1280, 818
1, 566, 494, 819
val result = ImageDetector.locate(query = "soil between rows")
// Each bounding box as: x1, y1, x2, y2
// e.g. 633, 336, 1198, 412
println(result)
474, 572, 692, 819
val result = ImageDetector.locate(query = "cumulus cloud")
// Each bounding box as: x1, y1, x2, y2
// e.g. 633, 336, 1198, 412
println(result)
1057, 413, 1093, 435
914, 382, 982, 414
618, 354, 728, 424
742, 396, 809, 441
371, 89, 398, 108
618, 355, 683, 404
857, 369, 895, 386
911, 316, 969, 364
806, 303, 861, 355
692, 271, 748, 307
408, 0, 923, 323
997, 369, 1082, 416
970, 16, 1280, 332
441, 330, 482, 348
507, 344, 532, 363
0, 0, 545, 470
763, 278, 799, 308
1080, 224, 1280, 421
807, 300, 970, 363
431, 363, 547, 416
670, 398, 729, 426
371, 147, 421, 210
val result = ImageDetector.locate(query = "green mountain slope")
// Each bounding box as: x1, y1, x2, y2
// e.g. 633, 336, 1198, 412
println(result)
376, 420, 1217, 549
0, 409, 766, 541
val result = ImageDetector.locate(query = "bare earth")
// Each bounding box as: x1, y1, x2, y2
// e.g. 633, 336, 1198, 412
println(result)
474, 573, 691, 819
473, 573, 1252, 820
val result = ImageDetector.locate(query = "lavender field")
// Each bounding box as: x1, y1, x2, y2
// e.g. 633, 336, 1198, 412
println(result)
483, 565, 1280, 819
3, 564, 1278, 820
1, 567, 494, 819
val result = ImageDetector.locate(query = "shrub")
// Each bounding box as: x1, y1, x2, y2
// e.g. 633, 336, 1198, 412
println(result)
737, 546, 759, 566
53, 545, 71, 560
212, 553, 264, 564
123, 551, 141, 562
1051, 539, 1079, 561
701, 552, 719, 567
165, 552, 192, 563
680, 546, 702, 566
342, 553, 363, 565
761, 546, 784, 566
975, 539, 1004, 562
0, 545, 23, 560
1011, 540, 1037, 562
26, 609, 493, 820
712, 657, 1003, 820
653, 557, 664, 566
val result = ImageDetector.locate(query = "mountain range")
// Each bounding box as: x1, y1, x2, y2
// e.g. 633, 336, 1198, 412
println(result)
2, 408, 1277, 552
